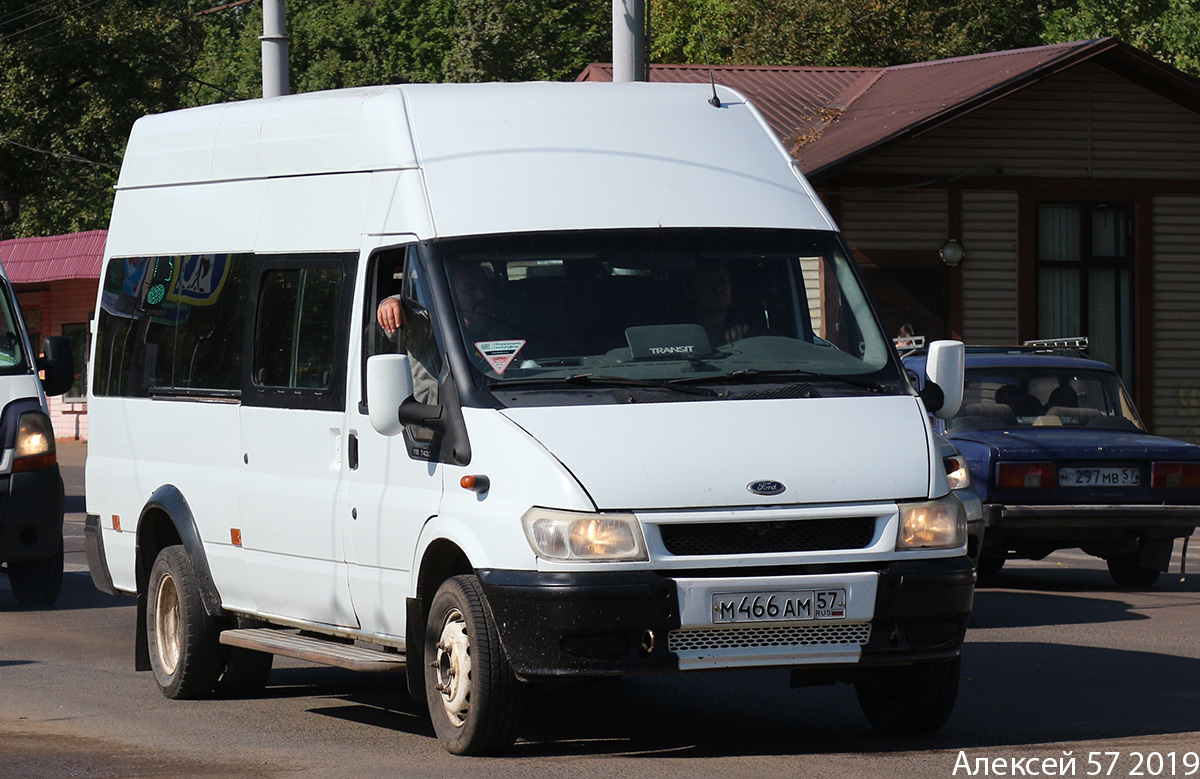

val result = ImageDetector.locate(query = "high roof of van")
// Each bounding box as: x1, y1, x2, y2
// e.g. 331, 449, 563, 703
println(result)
112, 82, 835, 245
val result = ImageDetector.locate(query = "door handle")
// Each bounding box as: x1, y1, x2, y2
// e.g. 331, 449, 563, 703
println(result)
348, 432, 359, 470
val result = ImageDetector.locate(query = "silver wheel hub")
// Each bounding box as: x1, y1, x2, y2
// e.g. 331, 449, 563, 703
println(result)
431, 607, 471, 727
153, 573, 183, 675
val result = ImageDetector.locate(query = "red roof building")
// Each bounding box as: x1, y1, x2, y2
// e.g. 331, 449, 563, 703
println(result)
0, 230, 106, 440
582, 39, 1200, 441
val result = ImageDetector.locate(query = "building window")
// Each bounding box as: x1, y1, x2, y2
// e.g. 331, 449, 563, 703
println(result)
1037, 203, 1133, 381
23, 305, 41, 356
62, 323, 88, 399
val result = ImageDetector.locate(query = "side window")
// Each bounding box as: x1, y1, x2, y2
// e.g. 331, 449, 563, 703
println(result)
250, 263, 347, 408
93, 254, 248, 397
364, 246, 443, 446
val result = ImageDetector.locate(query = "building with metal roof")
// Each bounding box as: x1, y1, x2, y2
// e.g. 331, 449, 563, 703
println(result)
0, 230, 106, 439
582, 38, 1200, 442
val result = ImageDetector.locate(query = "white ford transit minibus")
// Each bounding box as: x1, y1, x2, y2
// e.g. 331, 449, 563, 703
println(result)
85, 82, 971, 755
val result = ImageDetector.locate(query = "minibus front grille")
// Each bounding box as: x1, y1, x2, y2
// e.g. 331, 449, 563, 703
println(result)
668, 623, 871, 652
658, 517, 877, 556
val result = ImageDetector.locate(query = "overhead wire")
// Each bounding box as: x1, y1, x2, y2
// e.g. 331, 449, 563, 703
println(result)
0, 0, 70, 29
0, 0, 105, 45
0, 136, 120, 171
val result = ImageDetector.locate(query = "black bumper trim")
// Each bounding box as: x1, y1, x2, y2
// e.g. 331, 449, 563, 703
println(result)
0, 466, 64, 563
477, 558, 975, 679
84, 513, 118, 596
987, 503, 1200, 529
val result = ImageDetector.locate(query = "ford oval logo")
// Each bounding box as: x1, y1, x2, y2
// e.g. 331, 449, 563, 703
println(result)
747, 480, 786, 496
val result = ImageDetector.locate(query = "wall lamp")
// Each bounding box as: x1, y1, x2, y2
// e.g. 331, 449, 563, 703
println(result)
940, 238, 965, 267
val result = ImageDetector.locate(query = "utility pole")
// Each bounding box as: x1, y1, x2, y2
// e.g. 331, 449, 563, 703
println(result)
261, 0, 289, 98
612, 0, 646, 83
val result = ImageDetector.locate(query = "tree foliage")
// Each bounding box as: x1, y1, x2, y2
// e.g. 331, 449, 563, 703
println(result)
190, 0, 611, 102
650, 0, 1045, 68
1041, 0, 1200, 76
0, 0, 202, 239
3, 0, 1199, 239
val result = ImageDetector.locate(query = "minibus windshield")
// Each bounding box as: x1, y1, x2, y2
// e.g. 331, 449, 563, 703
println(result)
434, 228, 902, 391
432, 229, 902, 388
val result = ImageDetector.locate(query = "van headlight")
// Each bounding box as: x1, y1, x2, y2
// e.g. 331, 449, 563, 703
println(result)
896, 496, 966, 550
521, 507, 648, 562
13, 411, 56, 472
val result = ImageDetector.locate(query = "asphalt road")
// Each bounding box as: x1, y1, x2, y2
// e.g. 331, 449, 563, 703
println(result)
2, 442, 1199, 778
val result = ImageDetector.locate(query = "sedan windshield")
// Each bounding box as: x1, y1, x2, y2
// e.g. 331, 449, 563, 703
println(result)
434, 228, 899, 390
948, 365, 1144, 432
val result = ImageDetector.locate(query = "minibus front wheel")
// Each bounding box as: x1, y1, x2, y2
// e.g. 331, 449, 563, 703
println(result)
854, 655, 961, 734
424, 575, 522, 755
146, 545, 223, 699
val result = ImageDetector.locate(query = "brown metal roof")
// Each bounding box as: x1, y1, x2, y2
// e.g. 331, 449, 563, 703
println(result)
582, 38, 1200, 180
0, 230, 107, 283
578, 62, 872, 151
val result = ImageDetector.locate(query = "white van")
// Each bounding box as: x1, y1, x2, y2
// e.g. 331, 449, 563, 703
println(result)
0, 260, 73, 607
85, 82, 970, 755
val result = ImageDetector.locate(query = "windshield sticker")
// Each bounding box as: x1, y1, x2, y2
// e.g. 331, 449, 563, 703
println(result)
476, 340, 526, 374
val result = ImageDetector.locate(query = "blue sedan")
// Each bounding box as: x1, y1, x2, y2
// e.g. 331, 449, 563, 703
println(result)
903, 347, 1200, 587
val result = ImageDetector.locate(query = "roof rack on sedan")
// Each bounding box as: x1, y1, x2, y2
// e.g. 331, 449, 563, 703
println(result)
955, 337, 1090, 357
1021, 337, 1089, 349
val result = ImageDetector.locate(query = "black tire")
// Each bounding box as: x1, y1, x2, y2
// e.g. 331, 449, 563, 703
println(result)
974, 552, 1003, 576
424, 575, 521, 755
214, 616, 274, 698
855, 656, 961, 735
146, 545, 224, 699
1106, 551, 1161, 588
8, 541, 64, 608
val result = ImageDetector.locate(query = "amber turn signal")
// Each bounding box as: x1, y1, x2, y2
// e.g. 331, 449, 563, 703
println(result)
460, 474, 490, 493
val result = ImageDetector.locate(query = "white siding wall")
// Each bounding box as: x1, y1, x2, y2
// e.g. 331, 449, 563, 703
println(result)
857, 64, 1200, 179
961, 191, 1020, 344
1152, 196, 1200, 442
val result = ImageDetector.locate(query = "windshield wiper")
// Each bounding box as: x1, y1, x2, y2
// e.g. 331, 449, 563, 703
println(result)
671, 368, 892, 393
491, 373, 721, 396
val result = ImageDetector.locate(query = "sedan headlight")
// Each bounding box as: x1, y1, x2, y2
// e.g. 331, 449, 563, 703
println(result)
943, 453, 970, 491
521, 507, 647, 562
897, 496, 966, 550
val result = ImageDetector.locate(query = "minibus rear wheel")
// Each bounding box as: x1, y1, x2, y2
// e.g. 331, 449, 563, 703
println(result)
424, 575, 522, 755
146, 545, 223, 699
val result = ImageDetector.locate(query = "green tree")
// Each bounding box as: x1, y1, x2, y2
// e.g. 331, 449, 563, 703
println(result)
650, 0, 1044, 68
191, 0, 611, 98
439, 0, 609, 82
1041, 0, 1200, 76
0, 0, 202, 238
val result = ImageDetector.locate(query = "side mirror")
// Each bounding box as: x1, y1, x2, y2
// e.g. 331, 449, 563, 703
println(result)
38, 336, 75, 397
366, 354, 414, 436
924, 340, 964, 419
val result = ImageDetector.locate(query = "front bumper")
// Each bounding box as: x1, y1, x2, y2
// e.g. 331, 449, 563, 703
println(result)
478, 557, 975, 680
0, 466, 64, 563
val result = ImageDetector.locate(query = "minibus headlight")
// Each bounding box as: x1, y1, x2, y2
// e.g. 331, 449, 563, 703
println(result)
521, 508, 647, 562
896, 496, 965, 550
13, 411, 56, 472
